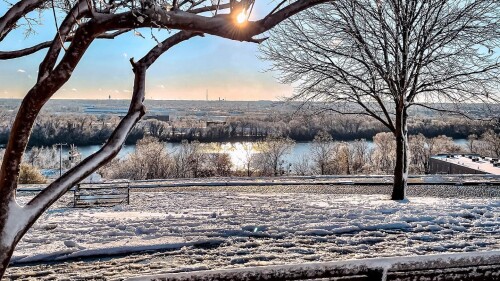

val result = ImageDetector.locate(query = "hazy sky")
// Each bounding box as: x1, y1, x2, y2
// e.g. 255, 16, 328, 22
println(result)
0, 3, 292, 101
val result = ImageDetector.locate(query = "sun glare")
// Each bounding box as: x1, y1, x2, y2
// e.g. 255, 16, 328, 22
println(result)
236, 9, 247, 24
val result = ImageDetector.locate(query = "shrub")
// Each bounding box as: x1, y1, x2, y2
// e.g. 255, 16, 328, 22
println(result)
18, 163, 47, 184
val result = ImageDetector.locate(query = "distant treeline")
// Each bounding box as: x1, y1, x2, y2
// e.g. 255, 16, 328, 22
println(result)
0, 114, 144, 147
0, 112, 498, 147
143, 114, 499, 143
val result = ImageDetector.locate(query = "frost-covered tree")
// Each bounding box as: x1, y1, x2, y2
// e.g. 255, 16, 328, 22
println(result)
240, 142, 256, 177
311, 131, 335, 175
466, 130, 500, 157
428, 135, 463, 156
350, 139, 371, 174
173, 140, 205, 178
408, 134, 463, 173
331, 142, 351, 174
206, 152, 232, 177
263, 0, 500, 199
481, 130, 500, 157
25, 146, 58, 169
101, 137, 173, 180
408, 134, 428, 174
254, 136, 295, 176
293, 154, 312, 176
371, 132, 396, 174
0, 0, 328, 275
467, 134, 479, 154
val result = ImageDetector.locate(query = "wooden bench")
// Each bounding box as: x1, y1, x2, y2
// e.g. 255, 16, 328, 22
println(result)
73, 182, 130, 208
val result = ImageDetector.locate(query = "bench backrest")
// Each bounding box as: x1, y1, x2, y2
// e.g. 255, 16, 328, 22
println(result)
73, 182, 130, 208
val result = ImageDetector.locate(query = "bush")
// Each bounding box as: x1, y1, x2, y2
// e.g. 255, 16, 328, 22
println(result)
18, 163, 47, 184
101, 136, 174, 180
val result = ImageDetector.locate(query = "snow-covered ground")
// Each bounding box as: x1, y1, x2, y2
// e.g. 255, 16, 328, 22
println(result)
5, 185, 500, 280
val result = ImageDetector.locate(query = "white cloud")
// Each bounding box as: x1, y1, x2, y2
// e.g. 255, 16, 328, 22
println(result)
17, 69, 25, 73
71, 88, 77, 91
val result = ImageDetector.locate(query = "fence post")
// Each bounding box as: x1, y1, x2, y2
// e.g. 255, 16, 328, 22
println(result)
127, 182, 130, 205
73, 184, 79, 208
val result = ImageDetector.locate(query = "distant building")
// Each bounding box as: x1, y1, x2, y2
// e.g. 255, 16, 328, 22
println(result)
143, 115, 170, 122
83, 106, 174, 121
429, 154, 500, 175
83, 106, 128, 116
64, 144, 82, 168
206, 120, 226, 127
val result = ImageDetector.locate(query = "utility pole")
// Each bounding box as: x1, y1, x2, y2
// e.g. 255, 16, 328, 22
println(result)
55, 143, 67, 176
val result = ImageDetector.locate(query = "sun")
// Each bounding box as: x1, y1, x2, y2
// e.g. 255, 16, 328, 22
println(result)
236, 9, 247, 24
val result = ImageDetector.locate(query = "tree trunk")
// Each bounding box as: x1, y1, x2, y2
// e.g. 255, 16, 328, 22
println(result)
0, 210, 12, 277
0, 200, 23, 278
0, 243, 14, 278
392, 106, 408, 200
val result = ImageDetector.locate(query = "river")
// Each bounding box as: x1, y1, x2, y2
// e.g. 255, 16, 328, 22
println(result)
59, 139, 468, 170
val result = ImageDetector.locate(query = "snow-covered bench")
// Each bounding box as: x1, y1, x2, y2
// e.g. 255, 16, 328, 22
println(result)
73, 182, 130, 208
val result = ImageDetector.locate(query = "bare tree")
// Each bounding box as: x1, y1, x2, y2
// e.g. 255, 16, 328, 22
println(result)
428, 135, 463, 155
293, 154, 312, 176
101, 136, 173, 180
0, 0, 328, 275
481, 130, 500, 157
254, 136, 295, 176
467, 134, 479, 154
408, 134, 429, 174
408, 134, 465, 174
332, 141, 351, 174
350, 139, 370, 174
262, 0, 500, 199
240, 142, 256, 177
371, 132, 396, 174
205, 145, 232, 177
172, 140, 205, 178
311, 130, 335, 175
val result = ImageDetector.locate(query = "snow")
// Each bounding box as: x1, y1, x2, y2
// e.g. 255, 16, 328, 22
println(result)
126, 250, 500, 281
1, 200, 36, 248
6, 186, 500, 280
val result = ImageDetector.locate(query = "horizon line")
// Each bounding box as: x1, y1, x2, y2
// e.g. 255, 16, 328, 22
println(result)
0, 98, 282, 102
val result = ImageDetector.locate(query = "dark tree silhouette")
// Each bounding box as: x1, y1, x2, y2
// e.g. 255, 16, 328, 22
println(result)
0, 0, 328, 276
262, 0, 500, 199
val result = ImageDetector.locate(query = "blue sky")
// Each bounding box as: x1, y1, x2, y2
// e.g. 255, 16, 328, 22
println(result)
0, 3, 292, 101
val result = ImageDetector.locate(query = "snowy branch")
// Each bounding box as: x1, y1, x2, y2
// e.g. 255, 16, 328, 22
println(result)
0, 29, 131, 60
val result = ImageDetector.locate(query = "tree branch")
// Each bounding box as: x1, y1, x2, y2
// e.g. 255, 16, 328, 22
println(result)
97, 0, 329, 43
27, 30, 200, 226
0, 0, 47, 42
0, 29, 131, 60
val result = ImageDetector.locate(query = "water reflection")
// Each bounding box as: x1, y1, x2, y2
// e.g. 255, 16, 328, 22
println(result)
50, 139, 468, 170
203, 142, 258, 170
